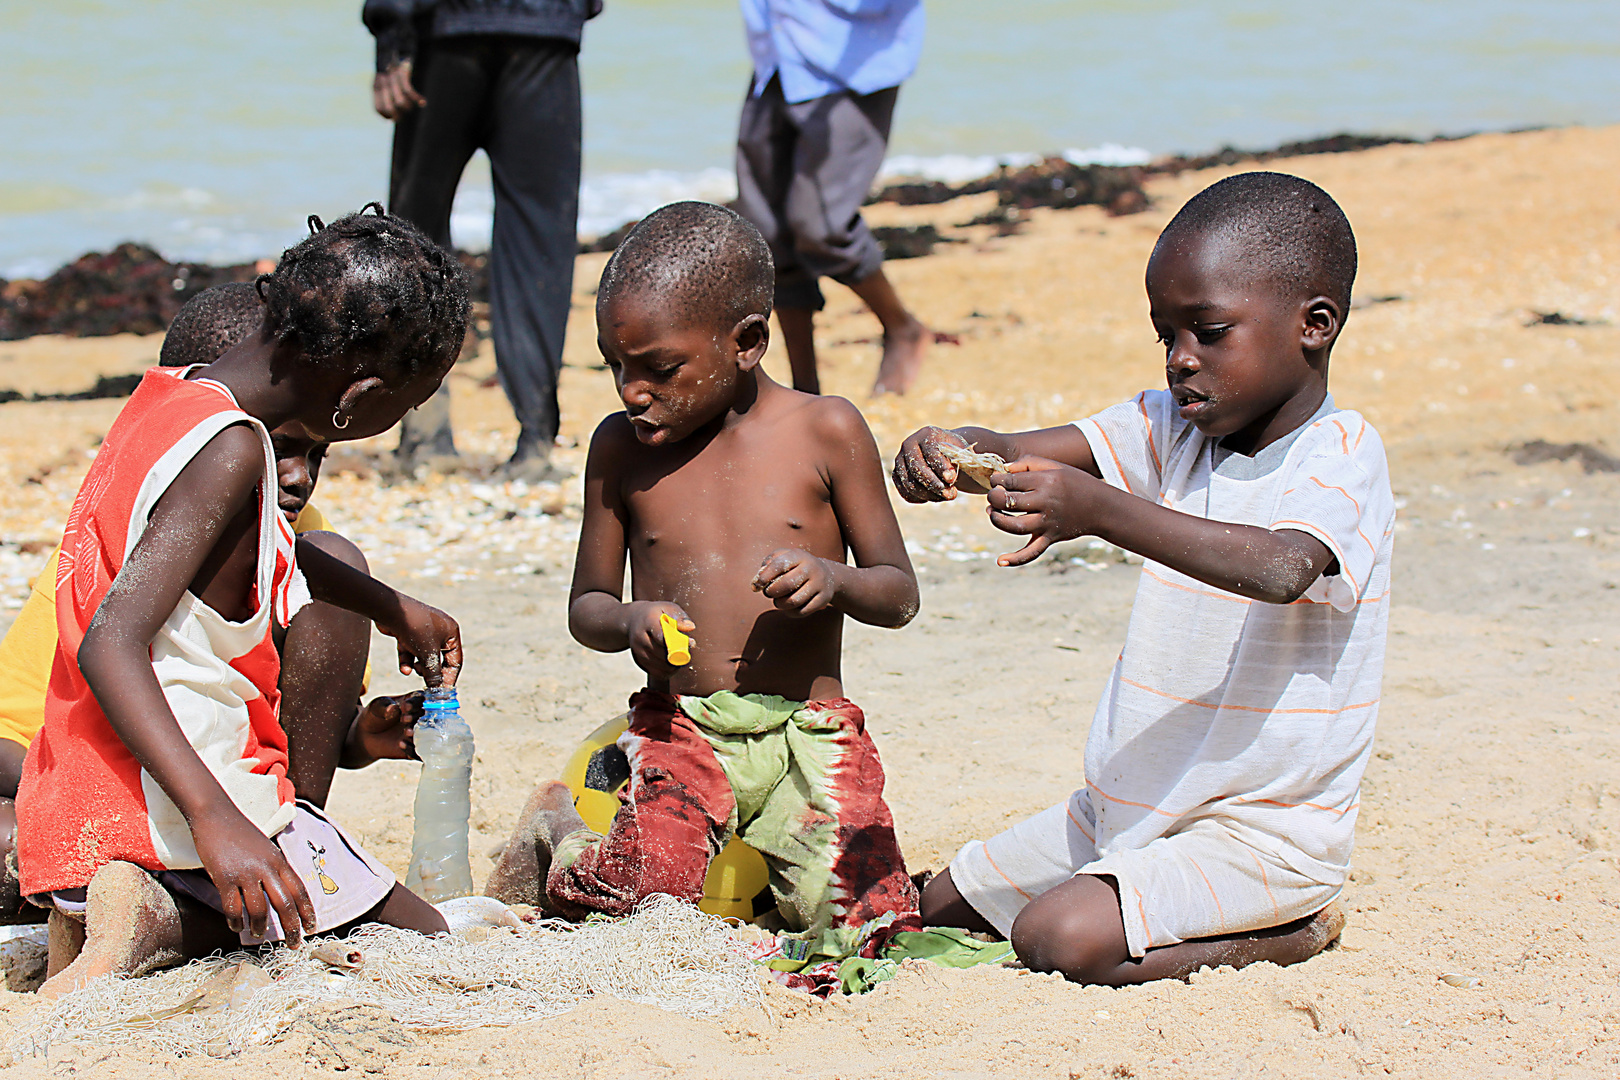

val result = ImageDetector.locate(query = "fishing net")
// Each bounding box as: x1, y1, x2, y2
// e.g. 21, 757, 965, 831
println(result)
11, 895, 761, 1060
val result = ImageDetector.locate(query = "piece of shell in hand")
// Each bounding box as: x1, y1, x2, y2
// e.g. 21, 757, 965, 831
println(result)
939, 443, 1008, 491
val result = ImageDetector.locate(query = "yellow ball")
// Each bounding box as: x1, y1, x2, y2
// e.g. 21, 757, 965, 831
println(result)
559, 714, 771, 922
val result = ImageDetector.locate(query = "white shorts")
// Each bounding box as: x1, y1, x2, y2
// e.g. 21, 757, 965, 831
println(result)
948, 788, 1341, 957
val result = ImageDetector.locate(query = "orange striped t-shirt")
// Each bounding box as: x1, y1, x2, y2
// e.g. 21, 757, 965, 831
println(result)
1072, 390, 1394, 889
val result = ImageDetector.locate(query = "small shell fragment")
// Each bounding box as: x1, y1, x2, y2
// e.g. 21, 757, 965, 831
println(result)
939, 443, 1009, 491
312, 943, 364, 970
1439, 972, 1482, 989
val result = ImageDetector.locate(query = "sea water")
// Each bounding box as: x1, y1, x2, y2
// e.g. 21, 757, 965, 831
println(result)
406, 687, 475, 903
3, 0, 1619, 276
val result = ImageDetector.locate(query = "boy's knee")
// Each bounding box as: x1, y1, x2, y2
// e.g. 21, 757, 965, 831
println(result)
298, 530, 369, 576
1010, 904, 1114, 983
1009, 877, 1130, 984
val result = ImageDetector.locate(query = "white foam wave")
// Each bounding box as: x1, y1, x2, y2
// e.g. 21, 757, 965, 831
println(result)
445, 144, 1152, 249
3, 144, 1158, 274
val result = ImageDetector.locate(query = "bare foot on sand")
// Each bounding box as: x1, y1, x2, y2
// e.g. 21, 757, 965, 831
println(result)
1308, 900, 1347, 953
39, 862, 184, 1000
871, 316, 930, 396
483, 781, 589, 909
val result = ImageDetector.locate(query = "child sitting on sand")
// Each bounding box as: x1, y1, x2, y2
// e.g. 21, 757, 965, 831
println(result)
19, 207, 470, 997
891, 172, 1393, 985
0, 284, 421, 927
486, 202, 920, 932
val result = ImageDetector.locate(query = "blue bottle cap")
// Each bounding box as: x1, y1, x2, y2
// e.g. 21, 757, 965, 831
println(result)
423, 687, 459, 710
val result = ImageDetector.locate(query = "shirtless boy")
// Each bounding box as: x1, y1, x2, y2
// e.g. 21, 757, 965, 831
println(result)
488, 202, 919, 931
892, 173, 1394, 985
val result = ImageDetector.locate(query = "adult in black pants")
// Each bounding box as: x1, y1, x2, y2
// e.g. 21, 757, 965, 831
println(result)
364, 0, 601, 482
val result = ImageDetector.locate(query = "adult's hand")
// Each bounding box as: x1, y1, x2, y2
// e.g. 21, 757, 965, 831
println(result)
373, 61, 425, 120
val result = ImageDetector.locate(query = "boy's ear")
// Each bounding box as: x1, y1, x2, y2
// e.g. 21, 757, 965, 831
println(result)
1300, 296, 1343, 354
731, 314, 770, 370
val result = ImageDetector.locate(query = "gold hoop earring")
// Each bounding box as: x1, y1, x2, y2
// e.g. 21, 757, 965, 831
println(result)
332, 409, 351, 430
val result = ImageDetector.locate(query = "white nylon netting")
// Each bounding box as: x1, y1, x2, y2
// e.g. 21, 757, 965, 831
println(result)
11, 895, 761, 1060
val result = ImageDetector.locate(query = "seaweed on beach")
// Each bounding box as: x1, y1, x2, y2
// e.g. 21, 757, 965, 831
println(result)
0, 131, 1478, 341
0, 244, 259, 341
871, 224, 964, 260
1143, 133, 1434, 176
866, 131, 1458, 218
871, 158, 1149, 216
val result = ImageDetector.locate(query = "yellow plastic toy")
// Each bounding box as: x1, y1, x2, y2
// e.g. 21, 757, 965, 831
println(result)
659, 613, 691, 666
560, 713, 770, 922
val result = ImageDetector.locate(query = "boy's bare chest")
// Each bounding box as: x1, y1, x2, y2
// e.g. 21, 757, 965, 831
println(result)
623, 450, 841, 561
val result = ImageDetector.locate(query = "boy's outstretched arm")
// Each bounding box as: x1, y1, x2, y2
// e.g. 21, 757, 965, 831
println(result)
297, 540, 461, 687
78, 424, 315, 945
755, 399, 919, 628
987, 459, 1336, 603
893, 423, 1099, 501
567, 416, 691, 681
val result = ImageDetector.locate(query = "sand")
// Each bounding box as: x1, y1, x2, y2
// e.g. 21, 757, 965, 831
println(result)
1, 125, 1618, 1077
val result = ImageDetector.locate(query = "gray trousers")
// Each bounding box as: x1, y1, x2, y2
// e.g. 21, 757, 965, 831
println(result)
390, 35, 581, 458
734, 76, 897, 312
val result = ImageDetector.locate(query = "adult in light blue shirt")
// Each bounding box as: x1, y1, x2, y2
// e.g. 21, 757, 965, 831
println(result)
742, 0, 925, 104
735, 0, 931, 397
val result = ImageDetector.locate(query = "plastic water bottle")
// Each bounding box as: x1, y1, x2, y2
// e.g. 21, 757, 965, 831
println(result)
406, 687, 475, 902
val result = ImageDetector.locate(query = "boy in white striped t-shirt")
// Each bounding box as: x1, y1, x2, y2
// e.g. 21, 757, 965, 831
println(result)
892, 172, 1392, 985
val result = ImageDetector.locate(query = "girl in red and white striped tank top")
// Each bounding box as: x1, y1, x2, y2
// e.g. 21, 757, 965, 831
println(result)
21, 207, 475, 996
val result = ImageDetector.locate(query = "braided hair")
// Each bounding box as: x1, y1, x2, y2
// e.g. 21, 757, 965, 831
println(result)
256, 204, 470, 381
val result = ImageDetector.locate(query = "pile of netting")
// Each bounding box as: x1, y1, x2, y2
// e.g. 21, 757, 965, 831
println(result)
11, 895, 760, 1060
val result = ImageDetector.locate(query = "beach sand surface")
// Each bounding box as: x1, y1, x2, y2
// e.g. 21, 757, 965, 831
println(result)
0, 125, 1618, 1077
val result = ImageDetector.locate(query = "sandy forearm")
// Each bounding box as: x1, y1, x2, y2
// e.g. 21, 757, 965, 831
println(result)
1089, 484, 1331, 603
828, 562, 919, 628
298, 538, 404, 623
569, 591, 637, 653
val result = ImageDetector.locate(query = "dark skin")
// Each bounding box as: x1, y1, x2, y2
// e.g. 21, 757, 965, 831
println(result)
77, 328, 459, 945
0, 741, 33, 923
571, 292, 918, 703
268, 429, 420, 804
0, 430, 421, 924
372, 62, 426, 120
893, 228, 1348, 984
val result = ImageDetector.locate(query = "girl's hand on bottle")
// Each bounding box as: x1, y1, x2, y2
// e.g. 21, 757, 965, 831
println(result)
350, 692, 423, 764
376, 596, 463, 688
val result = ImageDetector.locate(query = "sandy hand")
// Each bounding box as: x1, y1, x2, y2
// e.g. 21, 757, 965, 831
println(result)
753, 548, 837, 616
985, 457, 1098, 567
192, 811, 315, 946
377, 596, 462, 688
892, 426, 972, 502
